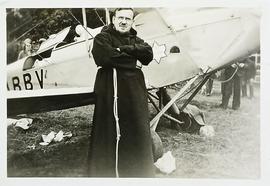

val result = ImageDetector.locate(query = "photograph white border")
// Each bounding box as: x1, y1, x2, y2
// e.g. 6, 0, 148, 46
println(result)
1, 0, 269, 186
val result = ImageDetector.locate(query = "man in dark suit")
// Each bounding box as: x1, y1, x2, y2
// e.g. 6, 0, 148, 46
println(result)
220, 62, 245, 110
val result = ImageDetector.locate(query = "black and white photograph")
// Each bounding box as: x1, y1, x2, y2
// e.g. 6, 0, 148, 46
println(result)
1, 0, 270, 185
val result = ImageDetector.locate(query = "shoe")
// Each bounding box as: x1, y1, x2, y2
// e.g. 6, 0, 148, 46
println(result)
232, 106, 239, 110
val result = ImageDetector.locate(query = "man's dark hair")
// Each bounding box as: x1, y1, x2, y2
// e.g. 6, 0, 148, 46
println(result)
113, 8, 134, 17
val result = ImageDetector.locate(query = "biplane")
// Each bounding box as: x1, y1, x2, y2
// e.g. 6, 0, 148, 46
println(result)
7, 8, 260, 130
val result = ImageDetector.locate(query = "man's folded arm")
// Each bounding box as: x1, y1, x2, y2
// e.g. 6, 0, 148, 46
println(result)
92, 33, 137, 69
119, 38, 153, 65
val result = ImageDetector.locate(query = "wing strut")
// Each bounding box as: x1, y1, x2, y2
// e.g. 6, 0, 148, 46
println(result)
148, 93, 183, 125
150, 73, 211, 131
150, 75, 199, 131
179, 74, 211, 111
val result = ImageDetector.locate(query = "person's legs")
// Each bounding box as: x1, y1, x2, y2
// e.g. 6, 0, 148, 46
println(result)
206, 79, 213, 96
232, 75, 241, 110
242, 78, 247, 97
221, 80, 232, 109
248, 79, 254, 98
221, 68, 234, 109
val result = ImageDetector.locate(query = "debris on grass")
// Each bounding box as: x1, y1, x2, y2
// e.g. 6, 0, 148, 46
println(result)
40, 130, 73, 146
40, 131, 56, 146
54, 130, 64, 142
7, 118, 17, 126
199, 125, 215, 138
154, 151, 176, 174
27, 144, 36, 150
7, 118, 33, 130
54, 131, 72, 142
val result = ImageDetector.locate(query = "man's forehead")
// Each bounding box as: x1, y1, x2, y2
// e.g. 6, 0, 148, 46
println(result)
115, 9, 134, 18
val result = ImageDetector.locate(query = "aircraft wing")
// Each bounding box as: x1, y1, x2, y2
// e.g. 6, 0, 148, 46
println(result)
158, 8, 260, 71
7, 8, 260, 116
134, 8, 260, 88
7, 87, 95, 116
37, 26, 71, 53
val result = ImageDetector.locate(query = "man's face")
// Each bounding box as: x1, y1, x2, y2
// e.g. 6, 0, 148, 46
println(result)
112, 9, 134, 34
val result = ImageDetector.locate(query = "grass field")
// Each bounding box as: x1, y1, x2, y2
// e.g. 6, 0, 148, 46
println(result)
7, 81, 260, 178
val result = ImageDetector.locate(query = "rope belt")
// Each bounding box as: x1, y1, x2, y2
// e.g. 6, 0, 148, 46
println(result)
136, 61, 142, 69
220, 65, 239, 83
113, 68, 121, 178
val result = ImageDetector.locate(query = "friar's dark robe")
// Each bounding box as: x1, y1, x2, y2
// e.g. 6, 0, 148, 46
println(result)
88, 24, 155, 177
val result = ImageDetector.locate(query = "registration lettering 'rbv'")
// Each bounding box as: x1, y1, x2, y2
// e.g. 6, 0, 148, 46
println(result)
8, 69, 44, 90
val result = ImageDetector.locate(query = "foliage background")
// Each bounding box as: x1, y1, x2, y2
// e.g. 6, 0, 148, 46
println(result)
6, 8, 107, 64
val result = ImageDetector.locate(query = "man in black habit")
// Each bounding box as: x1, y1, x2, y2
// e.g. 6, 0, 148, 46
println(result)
88, 8, 155, 177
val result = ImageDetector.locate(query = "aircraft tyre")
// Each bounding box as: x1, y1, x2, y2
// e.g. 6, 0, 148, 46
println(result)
151, 129, 164, 162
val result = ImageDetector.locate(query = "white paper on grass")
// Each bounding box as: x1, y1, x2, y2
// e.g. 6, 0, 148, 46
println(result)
54, 131, 73, 142
40, 131, 73, 146
54, 130, 64, 142
199, 125, 215, 138
40, 131, 56, 146
154, 151, 176, 174
7, 118, 33, 129
7, 118, 18, 126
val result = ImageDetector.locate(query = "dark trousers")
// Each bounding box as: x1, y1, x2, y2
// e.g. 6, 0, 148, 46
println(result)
206, 79, 213, 95
242, 79, 254, 98
221, 67, 241, 109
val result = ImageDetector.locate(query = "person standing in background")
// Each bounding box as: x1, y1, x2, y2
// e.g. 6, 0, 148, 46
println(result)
241, 58, 256, 98
17, 38, 32, 60
220, 62, 245, 110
